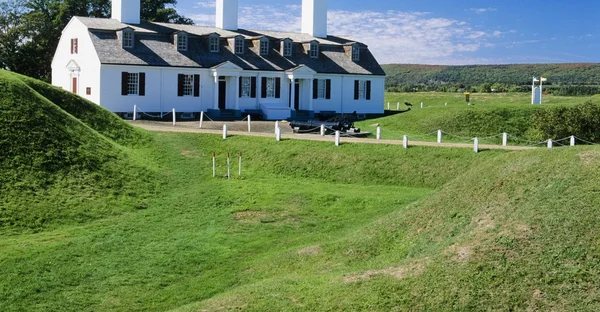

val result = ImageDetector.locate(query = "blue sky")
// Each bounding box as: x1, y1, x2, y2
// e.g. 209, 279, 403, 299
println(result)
177, 1, 600, 65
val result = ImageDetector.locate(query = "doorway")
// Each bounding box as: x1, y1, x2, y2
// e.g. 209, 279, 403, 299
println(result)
72, 77, 77, 94
294, 81, 300, 110
218, 77, 226, 110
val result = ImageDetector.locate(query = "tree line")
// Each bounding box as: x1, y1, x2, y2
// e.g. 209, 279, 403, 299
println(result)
0, 0, 192, 81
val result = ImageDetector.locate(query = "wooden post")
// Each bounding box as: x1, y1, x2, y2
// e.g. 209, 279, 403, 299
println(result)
547, 139, 553, 149
247, 115, 251, 132
437, 130, 442, 144
172, 108, 176, 126
335, 131, 340, 146
474, 138, 479, 153
212, 152, 216, 177
223, 124, 227, 139
570, 136, 575, 147
376, 126, 381, 140
502, 133, 508, 147
199, 111, 204, 128
239, 152, 242, 176
320, 124, 325, 136
403, 135, 408, 149
133, 105, 137, 121
227, 152, 231, 179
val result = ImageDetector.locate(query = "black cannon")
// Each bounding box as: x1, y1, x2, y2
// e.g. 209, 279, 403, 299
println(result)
289, 111, 360, 133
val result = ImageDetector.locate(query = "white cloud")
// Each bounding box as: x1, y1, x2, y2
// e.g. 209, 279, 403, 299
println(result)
469, 8, 497, 14
187, 4, 502, 64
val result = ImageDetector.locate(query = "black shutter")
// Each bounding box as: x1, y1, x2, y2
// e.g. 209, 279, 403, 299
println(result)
275, 78, 281, 98
239, 77, 243, 97
194, 74, 200, 97
366, 80, 371, 100
325, 79, 331, 99
121, 72, 129, 95
261, 77, 267, 98
177, 74, 184, 96
251, 77, 257, 98
139, 73, 145, 96
354, 80, 359, 100
312, 79, 318, 99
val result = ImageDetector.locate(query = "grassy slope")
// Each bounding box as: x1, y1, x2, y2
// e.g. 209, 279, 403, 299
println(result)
0, 70, 155, 231
356, 92, 600, 143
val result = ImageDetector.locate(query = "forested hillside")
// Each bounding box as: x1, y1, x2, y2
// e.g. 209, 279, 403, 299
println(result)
383, 63, 600, 94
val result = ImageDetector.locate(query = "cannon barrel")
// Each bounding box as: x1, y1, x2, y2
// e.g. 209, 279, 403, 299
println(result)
289, 120, 342, 130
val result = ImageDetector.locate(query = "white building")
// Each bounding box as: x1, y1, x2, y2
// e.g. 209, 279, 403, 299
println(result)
51, 0, 385, 120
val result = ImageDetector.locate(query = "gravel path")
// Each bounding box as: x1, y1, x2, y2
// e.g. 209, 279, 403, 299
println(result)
128, 120, 536, 151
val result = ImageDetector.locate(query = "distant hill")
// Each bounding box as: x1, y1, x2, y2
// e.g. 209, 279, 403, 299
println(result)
383, 63, 600, 87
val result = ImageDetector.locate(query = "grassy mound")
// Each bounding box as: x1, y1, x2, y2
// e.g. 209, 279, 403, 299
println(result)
0, 70, 155, 231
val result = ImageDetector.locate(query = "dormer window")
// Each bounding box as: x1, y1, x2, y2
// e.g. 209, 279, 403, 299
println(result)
282, 39, 292, 57
209, 35, 220, 52
309, 41, 319, 58
259, 38, 269, 56
234, 36, 244, 54
352, 44, 360, 61
176, 32, 188, 51
122, 30, 134, 48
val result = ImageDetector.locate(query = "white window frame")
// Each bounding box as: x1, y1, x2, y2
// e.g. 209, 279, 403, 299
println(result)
183, 74, 194, 96
352, 45, 360, 61
177, 33, 188, 51
266, 77, 276, 98
123, 31, 134, 48
241, 77, 252, 98
209, 36, 219, 52
358, 80, 367, 100
259, 38, 269, 56
127, 73, 139, 95
235, 37, 244, 54
283, 39, 292, 56
317, 79, 326, 99
309, 42, 319, 58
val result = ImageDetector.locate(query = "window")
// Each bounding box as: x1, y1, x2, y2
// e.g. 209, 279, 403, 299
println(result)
177, 74, 200, 97
354, 80, 371, 100
70, 38, 78, 54
309, 42, 319, 58
259, 38, 269, 56
352, 45, 360, 61
261, 77, 280, 98
282, 39, 292, 57
121, 72, 145, 96
177, 33, 187, 51
209, 36, 219, 52
313, 79, 331, 99
86, 87, 91, 95
234, 37, 244, 54
128, 73, 139, 95
123, 31, 134, 48
241, 77, 251, 97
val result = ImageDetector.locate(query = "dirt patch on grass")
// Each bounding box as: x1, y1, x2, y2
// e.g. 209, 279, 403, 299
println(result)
298, 245, 322, 256
233, 210, 268, 224
343, 260, 427, 283
181, 150, 199, 158
579, 151, 599, 166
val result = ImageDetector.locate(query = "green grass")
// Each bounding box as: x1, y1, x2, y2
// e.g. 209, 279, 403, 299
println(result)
356, 92, 600, 144
3, 72, 600, 311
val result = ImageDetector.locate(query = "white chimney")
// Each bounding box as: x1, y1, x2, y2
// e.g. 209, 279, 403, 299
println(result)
112, 0, 141, 24
216, 0, 238, 31
302, 0, 328, 38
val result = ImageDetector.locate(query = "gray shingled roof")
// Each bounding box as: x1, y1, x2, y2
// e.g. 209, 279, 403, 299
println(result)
77, 17, 385, 76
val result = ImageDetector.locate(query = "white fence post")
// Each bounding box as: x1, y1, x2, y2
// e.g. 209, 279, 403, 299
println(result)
275, 121, 280, 134
437, 130, 442, 144
212, 152, 216, 177
335, 131, 340, 146
199, 111, 204, 128
276, 127, 281, 141
547, 139, 553, 149
445, 102, 448, 106
238, 152, 242, 176
133, 105, 137, 121
421, 102, 424, 109
247, 115, 251, 132
223, 124, 228, 139
502, 133, 508, 146
227, 153, 231, 179
570, 135, 575, 147
376, 126, 381, 140
172, 108, 176, 126
397, 103, 400, 110
387, 102, 390, 110
320, 124, 325, 136
403, 135, 408, 149
474, 138, 479, 153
